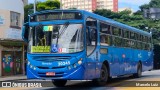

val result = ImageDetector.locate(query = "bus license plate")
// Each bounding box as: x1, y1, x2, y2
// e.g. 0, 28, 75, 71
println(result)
46, 72, 55, 76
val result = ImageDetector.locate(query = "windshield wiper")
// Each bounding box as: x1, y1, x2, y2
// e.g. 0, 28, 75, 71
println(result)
51, 22, 69, 52
59, 22, 70, 37
35, 23, 43, 46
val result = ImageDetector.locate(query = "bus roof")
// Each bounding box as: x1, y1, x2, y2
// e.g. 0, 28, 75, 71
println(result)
30, 9, 151, 37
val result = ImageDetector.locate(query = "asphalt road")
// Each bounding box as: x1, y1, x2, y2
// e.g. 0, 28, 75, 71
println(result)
1, 70, 160, 90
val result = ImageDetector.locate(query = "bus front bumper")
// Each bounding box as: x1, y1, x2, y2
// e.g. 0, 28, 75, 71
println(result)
27, 65, 85, 80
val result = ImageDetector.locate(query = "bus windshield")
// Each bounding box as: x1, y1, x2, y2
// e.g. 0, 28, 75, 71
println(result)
28, 23, 84, 53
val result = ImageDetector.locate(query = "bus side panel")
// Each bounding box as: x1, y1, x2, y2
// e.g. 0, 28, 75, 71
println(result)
123, 48, 132, 75
109, 47, 121, 76
99, 46, 112, 76
141, 50, 153, 71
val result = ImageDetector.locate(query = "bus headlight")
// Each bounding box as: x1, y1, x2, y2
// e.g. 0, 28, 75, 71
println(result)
27, 61, 30, 65
30, 64, 36, 70
73, 64, 77, 68
28, 61, 36, 70
30, 65, 33, 68
68, 66, 71, 70
78, 60, 82, 65
33, 67, 36, 70
78, 58, 83, 65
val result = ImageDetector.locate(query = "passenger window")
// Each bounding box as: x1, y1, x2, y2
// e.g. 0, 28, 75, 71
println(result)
135, 33, 138, 40
129, 40, 136, 48
142, 42, 146, 50
130, 32, 135, 39
112, 27, 121, 36
137, 42, 142, 49
100, 34, 111, 46
112, 36, 122, 47
138, 34, 142, 41
124, 30, 129, 38
123, 39, 128, 47
100, 22, 110, 34
140, 35, 143, 41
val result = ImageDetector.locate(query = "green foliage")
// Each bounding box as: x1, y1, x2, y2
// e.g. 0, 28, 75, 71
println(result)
37, 0, 60, 11
140, 4, 150, 11
94, 9, 145, 29
24, 0, 60, 22
140, 0, 160, 11
149, 0, 160, 8
24, 4, 34, 23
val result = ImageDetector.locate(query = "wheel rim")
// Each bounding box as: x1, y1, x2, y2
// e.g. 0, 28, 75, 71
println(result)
101, 69, 106, 80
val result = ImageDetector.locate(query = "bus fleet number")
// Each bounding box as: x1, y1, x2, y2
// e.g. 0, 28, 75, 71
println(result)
58, 61, 70, 66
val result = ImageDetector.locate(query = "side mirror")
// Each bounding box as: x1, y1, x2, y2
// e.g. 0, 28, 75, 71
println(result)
22, 22, 29, 42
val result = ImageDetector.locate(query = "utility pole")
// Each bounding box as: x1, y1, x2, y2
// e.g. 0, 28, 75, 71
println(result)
34, 0, 36, 13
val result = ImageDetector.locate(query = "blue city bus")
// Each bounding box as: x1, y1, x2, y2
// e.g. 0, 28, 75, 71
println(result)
22, 10, 153, 87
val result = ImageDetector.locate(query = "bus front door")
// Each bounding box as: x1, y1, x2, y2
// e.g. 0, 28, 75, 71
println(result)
86, 26, 98, 79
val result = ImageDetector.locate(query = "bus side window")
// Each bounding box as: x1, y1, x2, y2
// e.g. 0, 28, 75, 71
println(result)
100, 22, 111, 46
100, 22, 110, 34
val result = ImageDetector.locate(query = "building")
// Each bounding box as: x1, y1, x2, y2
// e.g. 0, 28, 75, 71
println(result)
143, 8, 160, 20
22, 0, 28, 6
62, 0, 118, 12
113, 0, 118, 12
97, 0, 118, 12
0, 0, 25, 76
62, 0, 97, 12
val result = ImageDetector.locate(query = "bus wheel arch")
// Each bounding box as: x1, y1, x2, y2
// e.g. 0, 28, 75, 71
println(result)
133, 61, 142, 78
103, 60, 110, 77
92, 60, 110, 86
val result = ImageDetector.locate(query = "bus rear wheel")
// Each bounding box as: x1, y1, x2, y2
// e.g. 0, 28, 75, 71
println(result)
93, 64, 108, 86
52, 80, 67, 87
133, 63, 142, 78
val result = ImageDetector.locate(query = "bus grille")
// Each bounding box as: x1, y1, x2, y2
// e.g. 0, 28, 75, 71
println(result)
33, 56, 71, 61
37, 66, 66, 69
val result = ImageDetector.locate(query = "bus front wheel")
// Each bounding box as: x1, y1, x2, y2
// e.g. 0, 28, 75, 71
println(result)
52, 80, 67, 87
93, 64, 109, 86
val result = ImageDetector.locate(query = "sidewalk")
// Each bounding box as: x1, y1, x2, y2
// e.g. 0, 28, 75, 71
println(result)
0, 75, 27, 81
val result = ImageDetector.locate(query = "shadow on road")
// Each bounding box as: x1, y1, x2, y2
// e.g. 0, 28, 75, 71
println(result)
44, 76, 138, 90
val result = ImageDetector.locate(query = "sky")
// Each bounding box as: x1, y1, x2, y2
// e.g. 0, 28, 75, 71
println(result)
119, 0, 151, 12
28, 0, 151, 12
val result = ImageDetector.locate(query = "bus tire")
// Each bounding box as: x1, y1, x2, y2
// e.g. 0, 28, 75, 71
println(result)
92, 64, 109, 86
133, 63, 142, 78
52, 80, 67, 87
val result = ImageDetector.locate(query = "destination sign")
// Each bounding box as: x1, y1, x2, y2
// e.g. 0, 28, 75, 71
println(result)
31, 12, 82, 22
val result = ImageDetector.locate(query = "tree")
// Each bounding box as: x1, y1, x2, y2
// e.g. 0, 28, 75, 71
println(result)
24, 0, 60, 22
37, 0, 60, 11
140, 0, 160, 11
24, 4, 34, 23
140, 4, 150, 11
149, 0, 160, 8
